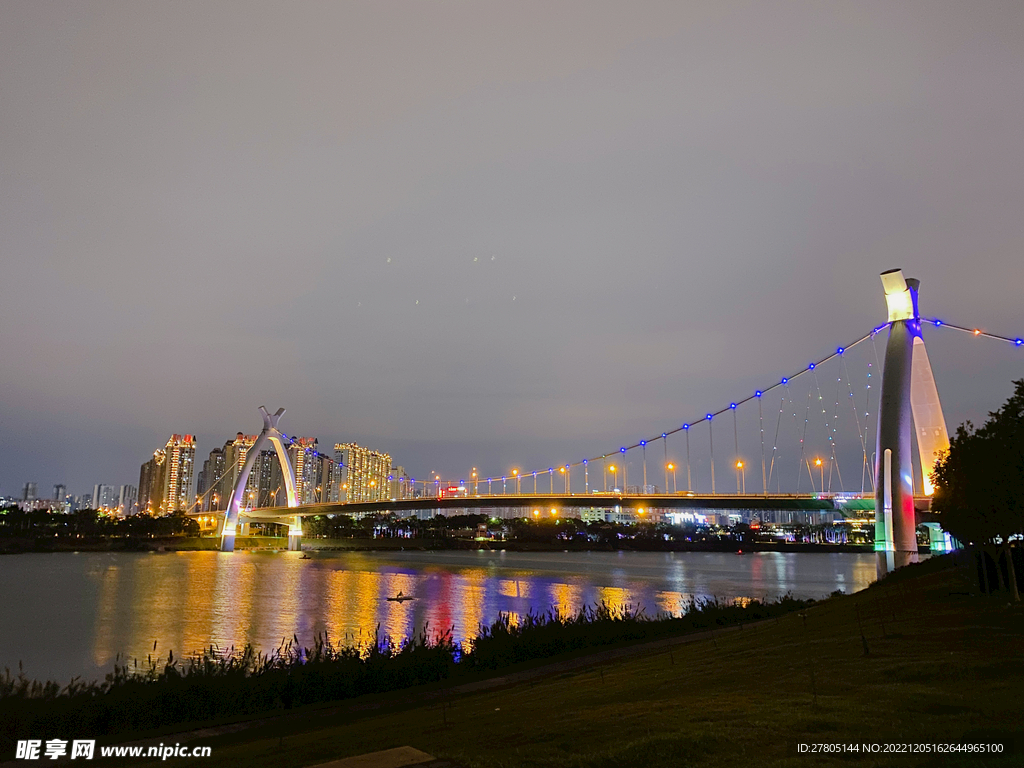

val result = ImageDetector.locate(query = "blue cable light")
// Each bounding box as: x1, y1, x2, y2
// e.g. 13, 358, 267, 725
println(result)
755, 390, 762, 397
683, 424, 689, 430
706, 414, 713, 420
934, 320, 942, 326
640, 440, 646, 446
781, 377, 789, 385
1017, 339, 1023, 346
620, 447, 626, 453
729, 403, 737, 409
837, 347, 844, 355
809, 363, 816, 370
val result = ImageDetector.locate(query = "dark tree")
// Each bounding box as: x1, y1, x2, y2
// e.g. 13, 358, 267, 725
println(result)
932, 379, 1024, 600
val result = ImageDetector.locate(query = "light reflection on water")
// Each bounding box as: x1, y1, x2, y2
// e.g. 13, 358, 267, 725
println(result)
0, 550, 876, 684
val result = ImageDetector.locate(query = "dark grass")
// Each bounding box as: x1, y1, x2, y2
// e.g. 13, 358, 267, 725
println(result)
0, 595, 812, 750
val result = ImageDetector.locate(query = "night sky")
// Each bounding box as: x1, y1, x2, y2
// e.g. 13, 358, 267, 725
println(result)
2, 1, 1023, 495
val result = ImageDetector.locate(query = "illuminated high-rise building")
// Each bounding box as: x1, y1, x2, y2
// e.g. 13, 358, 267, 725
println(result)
196, 447, 225, 511
217, 433, 257, 510
138, 449, 166, 514
52, 484, 67, 503
333, 443, 391, 502
161, 434, 197, 512
289, 437, 321, 504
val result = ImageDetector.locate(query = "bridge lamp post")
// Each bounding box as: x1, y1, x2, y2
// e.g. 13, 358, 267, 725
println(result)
736, 461, 745, 495
640, 441, 648, 492
815, 458, 823, 495
533, 472, 538, 494
559, 466, 566, 494
584, 461, 589, 494
512, 469, 520, 494
609, 465, 617, 492
668, 464, 676, 493
472, 470, 477, 496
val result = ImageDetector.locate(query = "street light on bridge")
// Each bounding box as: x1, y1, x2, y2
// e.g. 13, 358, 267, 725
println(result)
736, 461, 745, 495
512, 469, 520, 495
667, 464, 676, 494
609, 465, 617, 492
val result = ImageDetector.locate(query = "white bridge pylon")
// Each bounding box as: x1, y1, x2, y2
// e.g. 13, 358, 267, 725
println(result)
874, 269, 950, 575
219, 406, 302, 552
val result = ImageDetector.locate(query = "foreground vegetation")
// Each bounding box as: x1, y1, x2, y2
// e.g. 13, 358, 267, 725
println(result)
0, 595, 813, 752
134, 554, 1022, 768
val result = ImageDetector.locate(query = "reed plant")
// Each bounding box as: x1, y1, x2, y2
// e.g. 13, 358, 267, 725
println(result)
0, 595, 812, 749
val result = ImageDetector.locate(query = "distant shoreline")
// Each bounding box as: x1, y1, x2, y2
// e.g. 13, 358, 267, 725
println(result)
0, 535, 875, 555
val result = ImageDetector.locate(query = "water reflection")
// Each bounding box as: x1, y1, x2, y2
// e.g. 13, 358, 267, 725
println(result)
0, 550, 877, 684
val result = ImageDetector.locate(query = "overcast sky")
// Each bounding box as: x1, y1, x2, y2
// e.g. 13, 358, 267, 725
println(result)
2, 1, 1023, 496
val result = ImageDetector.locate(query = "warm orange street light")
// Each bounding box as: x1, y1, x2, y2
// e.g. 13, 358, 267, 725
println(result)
735, 460, 746, 494
667, 463, 677, 493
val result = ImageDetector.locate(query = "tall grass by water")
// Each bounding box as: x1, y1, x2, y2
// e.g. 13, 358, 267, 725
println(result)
0, 595, 814, 748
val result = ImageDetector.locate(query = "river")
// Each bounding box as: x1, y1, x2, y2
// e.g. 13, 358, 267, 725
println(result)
0, 549, 876, 684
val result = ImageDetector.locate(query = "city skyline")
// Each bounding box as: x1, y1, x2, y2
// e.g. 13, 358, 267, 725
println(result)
3, 2, 1023, 493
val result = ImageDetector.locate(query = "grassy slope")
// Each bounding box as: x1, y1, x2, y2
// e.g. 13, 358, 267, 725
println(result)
135, 561, 1022, 768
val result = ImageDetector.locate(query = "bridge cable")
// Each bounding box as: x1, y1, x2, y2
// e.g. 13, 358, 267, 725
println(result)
841, 354, 870, 494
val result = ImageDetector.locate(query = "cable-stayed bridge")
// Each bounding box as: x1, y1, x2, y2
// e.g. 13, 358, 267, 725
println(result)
200, 270, 1022, 575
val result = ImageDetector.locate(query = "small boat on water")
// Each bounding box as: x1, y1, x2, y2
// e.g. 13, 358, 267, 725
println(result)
299, 554, 312, 560
386, 590, 416, 603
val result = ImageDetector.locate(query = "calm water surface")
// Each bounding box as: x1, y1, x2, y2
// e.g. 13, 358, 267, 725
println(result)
0, 550, 876, 683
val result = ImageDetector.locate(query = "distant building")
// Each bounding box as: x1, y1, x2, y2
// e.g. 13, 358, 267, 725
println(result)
197, 446, 226, 511
92, 484, 118, 512
22, 482, 37, 502
118, 485, 137, 516
162, 434, 197, 512
334, 443, 391, 503
389, 466, 411, 500
74, 493, 93, 511
52, 484, 67, 503
290, 438, 321, 504
138, 449, 166, 514
217, 433, 258, 510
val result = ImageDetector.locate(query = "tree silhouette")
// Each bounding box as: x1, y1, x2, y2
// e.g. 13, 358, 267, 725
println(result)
932, 379, 1024, 600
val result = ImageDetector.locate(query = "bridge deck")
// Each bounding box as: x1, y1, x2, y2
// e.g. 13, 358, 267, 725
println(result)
214, 493, 840, 519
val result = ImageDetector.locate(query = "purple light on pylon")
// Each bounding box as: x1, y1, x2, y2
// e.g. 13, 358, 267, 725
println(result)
934, 319, 942, 326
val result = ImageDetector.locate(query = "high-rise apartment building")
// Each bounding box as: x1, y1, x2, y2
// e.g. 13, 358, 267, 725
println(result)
218, 433, 258, 509
22, 482, 37, 502
92, 484, 118, 511
52, 484, 67, 503
290, 437, 321, 504
162, 434, 197, 513
118, 485, 137, 515
389, 466, 411, 500
138, 449, 166, 514
333, 443, 391, 503
197, 447, 225, 511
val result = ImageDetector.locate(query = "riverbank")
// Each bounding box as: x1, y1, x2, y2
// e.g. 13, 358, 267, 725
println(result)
119, 555, 1022, 768
0, 535, 874, 554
